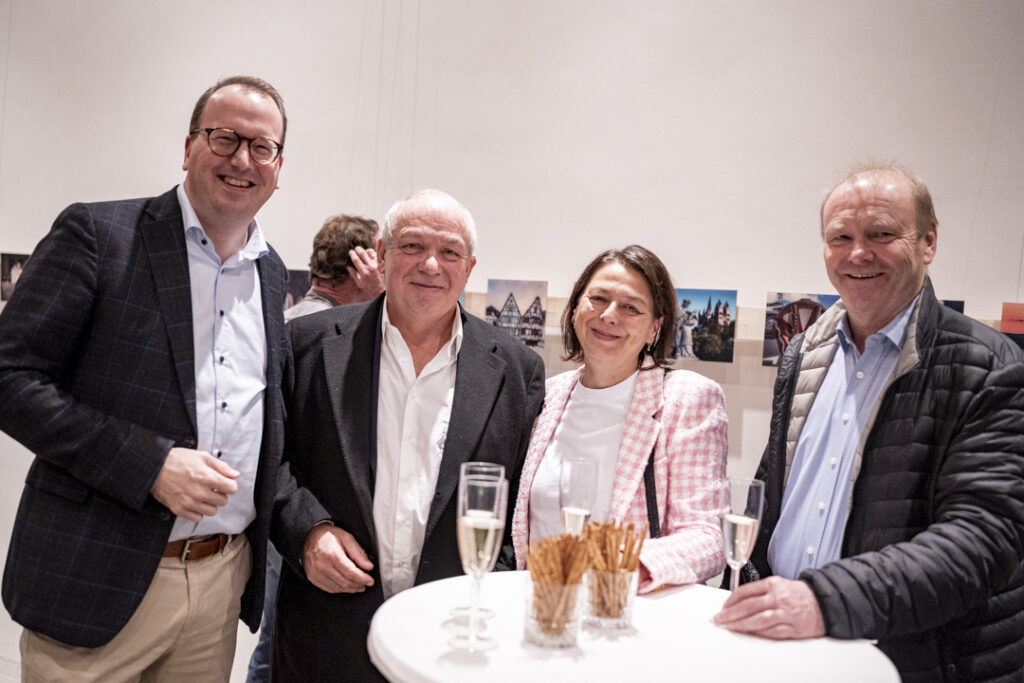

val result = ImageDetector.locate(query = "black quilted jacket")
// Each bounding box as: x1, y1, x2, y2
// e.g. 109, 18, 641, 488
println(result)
751, 279, 1024, 683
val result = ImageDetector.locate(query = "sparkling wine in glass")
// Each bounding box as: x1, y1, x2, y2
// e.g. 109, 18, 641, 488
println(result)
720, 477, 765, 591
449, 474, 507, 651
559, 455, 597, 535
451, 462, 505, 620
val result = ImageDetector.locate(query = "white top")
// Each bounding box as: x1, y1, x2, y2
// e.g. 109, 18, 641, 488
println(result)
367, 571, 901, 683
528, 371, 637, 542
374, 300, 463, 599
171, 185, 266, 541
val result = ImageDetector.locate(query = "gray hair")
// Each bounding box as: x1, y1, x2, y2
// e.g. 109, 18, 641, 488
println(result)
381, 189, 477, 256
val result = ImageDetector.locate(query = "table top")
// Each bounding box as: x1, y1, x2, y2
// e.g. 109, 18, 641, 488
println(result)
367, 571, 900, 683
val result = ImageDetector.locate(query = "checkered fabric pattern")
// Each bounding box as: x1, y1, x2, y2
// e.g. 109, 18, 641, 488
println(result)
512, 360, 728, 592
0, 190, 287, 647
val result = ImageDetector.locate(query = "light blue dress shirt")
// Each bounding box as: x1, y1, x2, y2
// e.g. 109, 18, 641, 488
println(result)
767, 296, 919, 579
170, 185, 268, 541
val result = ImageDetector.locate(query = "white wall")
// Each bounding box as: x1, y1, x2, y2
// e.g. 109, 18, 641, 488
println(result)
0, 1, 1022, 677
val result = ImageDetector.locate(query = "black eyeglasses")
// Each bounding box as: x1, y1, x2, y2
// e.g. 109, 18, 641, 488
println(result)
191, 128, 283, 165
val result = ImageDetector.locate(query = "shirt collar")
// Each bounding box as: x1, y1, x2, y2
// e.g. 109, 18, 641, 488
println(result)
176, 184, 268, 263
837, 292, 921, 352
380, 296, 464, 359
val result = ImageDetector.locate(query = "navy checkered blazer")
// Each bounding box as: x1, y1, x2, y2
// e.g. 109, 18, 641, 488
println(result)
0, 188, 287, 647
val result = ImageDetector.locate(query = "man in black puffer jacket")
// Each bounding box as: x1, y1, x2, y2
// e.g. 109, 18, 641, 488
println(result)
715, 165, 1024, 682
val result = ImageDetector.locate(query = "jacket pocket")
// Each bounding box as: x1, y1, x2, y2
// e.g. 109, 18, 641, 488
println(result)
25, 459, 91, 504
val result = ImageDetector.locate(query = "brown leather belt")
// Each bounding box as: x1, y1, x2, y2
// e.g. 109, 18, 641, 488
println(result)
164, 533, 233, 562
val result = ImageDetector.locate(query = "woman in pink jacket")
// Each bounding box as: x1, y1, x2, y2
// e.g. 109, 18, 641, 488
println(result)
511, 245, 728, 593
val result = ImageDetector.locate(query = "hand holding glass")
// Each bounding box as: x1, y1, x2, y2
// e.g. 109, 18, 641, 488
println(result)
720, 477, 765, 591
450, 474, 507, 651
559, 456, 597, 535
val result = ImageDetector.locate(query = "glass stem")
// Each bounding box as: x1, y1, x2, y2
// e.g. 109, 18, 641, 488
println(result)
729, 563, 740, 591
468, 576, 481, 649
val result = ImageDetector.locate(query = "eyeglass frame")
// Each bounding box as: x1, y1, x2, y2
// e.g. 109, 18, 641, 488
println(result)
189, 127, 284, 165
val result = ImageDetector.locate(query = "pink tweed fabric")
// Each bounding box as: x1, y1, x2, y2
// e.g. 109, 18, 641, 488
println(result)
511, 359, 728, 593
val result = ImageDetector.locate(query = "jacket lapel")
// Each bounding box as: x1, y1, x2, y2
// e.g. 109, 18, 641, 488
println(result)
321, 301, 381, 548
518, 368, 580, 502
140, 190, 197, 435
423, 313, 506, 544
257, 254, 286, 390
509, 367, 578, 564
607, 367, 664, 521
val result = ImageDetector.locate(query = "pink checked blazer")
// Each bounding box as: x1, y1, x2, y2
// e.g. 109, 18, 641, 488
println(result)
511, 361, 728, 593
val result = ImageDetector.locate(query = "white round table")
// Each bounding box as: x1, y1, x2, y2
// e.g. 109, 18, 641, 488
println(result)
367, 571, 900, 682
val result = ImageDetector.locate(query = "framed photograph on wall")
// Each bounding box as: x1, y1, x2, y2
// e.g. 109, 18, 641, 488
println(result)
1001, 302, 1024, 334
284, 269, 310, 312
670, 288, 737, 363
942, 299, 965, 314
763, 291, 840, 366
1, 252, 30, 302
485, 279, 547, 348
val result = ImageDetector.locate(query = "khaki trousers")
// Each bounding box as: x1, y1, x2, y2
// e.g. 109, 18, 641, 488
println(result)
21, 533, 251, 683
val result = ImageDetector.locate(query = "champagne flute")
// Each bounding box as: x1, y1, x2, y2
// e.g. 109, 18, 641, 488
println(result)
459, 462, 505, 481
559, 455, 597, 535
720, 477, 765, 591
449, 474, 507, 651
451, 462, 505, 620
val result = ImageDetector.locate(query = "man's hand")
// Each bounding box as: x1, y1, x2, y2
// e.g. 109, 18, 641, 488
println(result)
151, 447, 239, 522
712, 576, 826, 639
303, 524, 375, 593
346, 246, 384, 301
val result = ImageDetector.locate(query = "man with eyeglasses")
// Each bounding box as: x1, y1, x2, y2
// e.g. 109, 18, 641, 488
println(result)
0, 75, 289, 681
272, 189, 546, 681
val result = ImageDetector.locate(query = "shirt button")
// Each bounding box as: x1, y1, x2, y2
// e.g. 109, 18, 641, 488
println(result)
856, 371, 864, 379
221, 401, 227, 410
806, 546, 814, 555
219, 310, 225, 317
841, 413, 850, 422
830, 458, 838, 468
201, 238, 208, 245
216, 450, 223, 458
219, 356, 225, 364
818, 502, 825, 511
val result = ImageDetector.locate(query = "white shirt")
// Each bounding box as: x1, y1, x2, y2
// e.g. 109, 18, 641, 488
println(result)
528, 371, 637, 542
171, 184, 267, 541
373, 300, 463, 599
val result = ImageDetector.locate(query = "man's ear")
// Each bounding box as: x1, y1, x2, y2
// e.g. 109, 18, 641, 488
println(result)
182, 135, 193, 171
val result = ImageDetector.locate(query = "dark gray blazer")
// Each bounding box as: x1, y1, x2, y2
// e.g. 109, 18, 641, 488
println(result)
272, 295, 545, 681
0, 188, 287, 647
